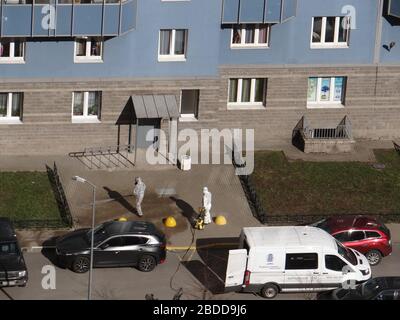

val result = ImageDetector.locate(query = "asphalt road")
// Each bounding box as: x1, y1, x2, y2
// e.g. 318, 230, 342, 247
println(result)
1, 243, 399, 300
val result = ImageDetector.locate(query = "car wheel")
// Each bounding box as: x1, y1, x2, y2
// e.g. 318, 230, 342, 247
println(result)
260, 283, 279, 299
138, 255, 156, 272
365, 250, 382, 266
72, 256, 90, 273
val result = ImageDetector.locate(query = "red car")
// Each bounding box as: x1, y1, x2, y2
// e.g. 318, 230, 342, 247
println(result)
312, 215, 392, 266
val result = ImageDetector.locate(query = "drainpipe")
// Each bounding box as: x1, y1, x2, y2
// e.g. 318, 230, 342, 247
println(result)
374, 0, 384, 64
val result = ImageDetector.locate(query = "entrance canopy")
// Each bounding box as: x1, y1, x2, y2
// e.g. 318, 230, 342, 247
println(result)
131, 95, 179, 119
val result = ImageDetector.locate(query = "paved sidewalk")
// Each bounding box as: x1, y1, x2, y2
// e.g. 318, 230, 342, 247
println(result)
3, 153, 260, 248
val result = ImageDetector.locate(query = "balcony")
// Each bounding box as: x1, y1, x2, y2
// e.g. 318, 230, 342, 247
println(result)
221, 0, 297, 24
0, 0, 137, 37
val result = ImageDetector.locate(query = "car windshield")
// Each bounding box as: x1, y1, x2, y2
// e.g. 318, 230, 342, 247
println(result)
358, 279, 383, 299
0, 242, 18, 255
87, 224, 109, 246
336, 240, 357, 265
311, 219, 331, 233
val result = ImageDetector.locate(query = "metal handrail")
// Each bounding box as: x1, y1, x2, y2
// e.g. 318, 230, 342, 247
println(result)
299, 116, 352, 140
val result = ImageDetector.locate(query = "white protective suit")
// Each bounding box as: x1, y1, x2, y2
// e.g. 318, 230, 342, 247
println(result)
133, 177, 146, 216
202, 187, 212, 224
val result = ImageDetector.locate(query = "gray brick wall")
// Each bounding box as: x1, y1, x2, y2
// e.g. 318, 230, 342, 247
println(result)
1, 65, 400, 155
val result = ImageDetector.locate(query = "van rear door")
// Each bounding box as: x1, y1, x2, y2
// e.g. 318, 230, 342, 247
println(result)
225, 249, 247, 292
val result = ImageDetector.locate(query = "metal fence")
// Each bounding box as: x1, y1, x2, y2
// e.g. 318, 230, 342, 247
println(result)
302, 116, 353, 140
232, 138, 400, 225
12, 162, 73, 230
69, 144, 135, 170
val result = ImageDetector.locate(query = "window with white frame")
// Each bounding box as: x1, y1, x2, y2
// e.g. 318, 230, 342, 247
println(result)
0, 40, 25, 63
228, 78, 267, 108
158, 29, 187, 61
307, 77, 347, 107
74, 38, 103, 62
311, 17, 350, 48
72, 91, 102, 122
0, 93, 23, 123
180, 89, 199, 119
231, 24, 270, 48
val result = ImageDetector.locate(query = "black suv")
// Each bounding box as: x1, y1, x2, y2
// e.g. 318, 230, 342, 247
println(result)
0, 218, 28, 287
56, 220, 166, 273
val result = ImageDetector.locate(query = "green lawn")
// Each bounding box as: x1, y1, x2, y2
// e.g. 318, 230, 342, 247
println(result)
251, 150, 400, 216
0, 172, 60, 221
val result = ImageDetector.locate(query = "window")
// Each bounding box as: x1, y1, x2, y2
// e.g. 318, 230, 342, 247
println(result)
365, 231, 381, 239
122, 236, 148, 246
0, 40, 25, 63
348, 230, 365, 242
0, 93, 23, 123
285, 253, 318, 270
307, 76, 346, 107
74, 38, 103, 63
158, 29, 187, 61
101, 237, 123, 248
0, 242, 18, 255
72, 91, 101, 123
180, 90, 199, 120
325, 255, 347, 272
228, 78, 266, 108
311, 16, 350, 48
231, 24, 270, 48
334, 232, 350, 242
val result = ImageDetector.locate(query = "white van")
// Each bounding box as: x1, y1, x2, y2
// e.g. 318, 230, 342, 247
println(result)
225, 226, 371, 299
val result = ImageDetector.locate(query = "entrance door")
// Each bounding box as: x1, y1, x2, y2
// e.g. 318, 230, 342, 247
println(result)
136, 119, 161, 149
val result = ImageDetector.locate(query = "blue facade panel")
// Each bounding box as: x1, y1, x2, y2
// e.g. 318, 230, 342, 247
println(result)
73, 5, 103, 36
104, 5, 120, 36
33, 6, 50, 36
281, 0, 297, 22
222, 0, 240, 24
265, 0, 282, 23
239, 0, 265, 23
56, 5, 73, 36
121, 1, 137, 34
1, 6, 32, 37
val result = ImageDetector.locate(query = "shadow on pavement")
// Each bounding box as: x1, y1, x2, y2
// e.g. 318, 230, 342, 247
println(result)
0, 288, 14, 300
103, 186, 138, 216
182, 237, 239, 295
170, 197, 197, 225
41, 236, 65, 269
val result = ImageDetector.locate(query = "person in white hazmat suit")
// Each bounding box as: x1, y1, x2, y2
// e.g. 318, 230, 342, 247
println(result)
202, 187, 212, 224
133, 177, 146, 217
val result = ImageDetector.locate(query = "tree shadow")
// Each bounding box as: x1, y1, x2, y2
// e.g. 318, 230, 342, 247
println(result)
103, 186, 138, 216
170, 196, 197, 225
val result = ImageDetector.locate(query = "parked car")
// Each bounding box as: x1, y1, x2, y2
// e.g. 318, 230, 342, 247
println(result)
311, 215, 392, 266
317, 277, 400, 300
0, 218, 28, 287
56, 220, 166, 273
224, 226, 371, 299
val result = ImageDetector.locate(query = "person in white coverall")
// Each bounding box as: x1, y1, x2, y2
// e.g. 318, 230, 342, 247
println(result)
133, 177, 146, 217
202, 187, 212, 224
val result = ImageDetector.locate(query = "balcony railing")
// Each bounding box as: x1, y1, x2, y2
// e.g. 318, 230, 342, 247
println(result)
221, 0, 297, 24
0, 0, 137, 37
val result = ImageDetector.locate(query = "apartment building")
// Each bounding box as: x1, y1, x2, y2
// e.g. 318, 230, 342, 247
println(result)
0, 0, 400, 156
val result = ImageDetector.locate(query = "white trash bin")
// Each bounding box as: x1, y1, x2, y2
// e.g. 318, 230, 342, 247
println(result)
180, 155, 192, 171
